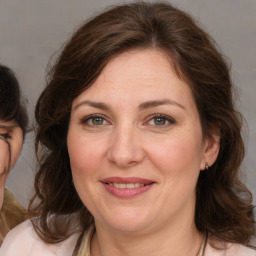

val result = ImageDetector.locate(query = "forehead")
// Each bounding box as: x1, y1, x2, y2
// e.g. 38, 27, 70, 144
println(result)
0, 120, 18, 129
103, 49, 173, 75
72, 49, 195, 109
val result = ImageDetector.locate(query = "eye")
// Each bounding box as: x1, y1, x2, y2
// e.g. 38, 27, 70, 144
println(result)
0, 133, 11, 142
147, 114, 175, 127
81, 114, 110, 127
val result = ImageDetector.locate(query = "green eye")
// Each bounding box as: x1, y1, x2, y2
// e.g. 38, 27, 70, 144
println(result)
81, 114, 110, 127
153, 117, 167, 125
91, 117, 104, 125
147, 114, 175, 127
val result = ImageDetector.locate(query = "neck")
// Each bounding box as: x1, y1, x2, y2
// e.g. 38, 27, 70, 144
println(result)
91, 214, 203, 256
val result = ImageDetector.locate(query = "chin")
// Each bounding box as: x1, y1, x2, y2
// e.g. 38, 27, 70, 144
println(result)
108, 220, 151, 233
98, 208, 155, 233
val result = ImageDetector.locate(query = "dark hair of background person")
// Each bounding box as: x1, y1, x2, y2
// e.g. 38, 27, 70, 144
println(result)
29, 1, 255, 251
0, 64, 28, 173
0, 65, 28, 137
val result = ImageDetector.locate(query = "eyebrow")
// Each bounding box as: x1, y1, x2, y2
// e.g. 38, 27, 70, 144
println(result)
0, 124, 17, 129
74, 100, 111, 111
74, 99, 185, 112
138, 99, 185, 111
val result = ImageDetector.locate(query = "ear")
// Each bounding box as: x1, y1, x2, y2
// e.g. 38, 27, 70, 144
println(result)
200, 133, 220, 170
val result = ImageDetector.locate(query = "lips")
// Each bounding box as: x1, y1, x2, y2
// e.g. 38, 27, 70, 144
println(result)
101, 177, 155, 198
108, 183, 145, 189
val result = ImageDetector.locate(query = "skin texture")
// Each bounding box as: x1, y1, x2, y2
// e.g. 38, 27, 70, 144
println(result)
67, 49, 220, 256
0, 137, 9, 209
0, 121, 23, 208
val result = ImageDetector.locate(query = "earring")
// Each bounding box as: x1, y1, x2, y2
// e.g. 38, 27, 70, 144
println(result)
205, 163, 209, 170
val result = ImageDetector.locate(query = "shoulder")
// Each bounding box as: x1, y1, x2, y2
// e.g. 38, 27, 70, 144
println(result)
0, 219, 79, 256
225, 244, 256, 256
205, 240, 256, 256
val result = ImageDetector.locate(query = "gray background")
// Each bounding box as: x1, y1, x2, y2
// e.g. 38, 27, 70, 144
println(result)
0, 0, 255, 230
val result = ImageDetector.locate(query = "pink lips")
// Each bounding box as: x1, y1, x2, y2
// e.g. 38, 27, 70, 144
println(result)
101, 177, 155, 198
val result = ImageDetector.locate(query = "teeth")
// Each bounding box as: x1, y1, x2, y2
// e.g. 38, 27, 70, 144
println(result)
108, 183, 145, 189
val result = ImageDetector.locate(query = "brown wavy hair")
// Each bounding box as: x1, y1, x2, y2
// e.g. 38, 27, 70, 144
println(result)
30, 1, 255, 251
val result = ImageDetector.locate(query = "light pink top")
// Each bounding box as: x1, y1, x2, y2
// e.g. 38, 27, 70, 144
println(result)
0, 220, 255, 256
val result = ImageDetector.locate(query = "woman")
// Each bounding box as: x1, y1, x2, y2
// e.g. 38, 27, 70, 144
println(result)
0, 65, 28, 244
1, 2, 255, 255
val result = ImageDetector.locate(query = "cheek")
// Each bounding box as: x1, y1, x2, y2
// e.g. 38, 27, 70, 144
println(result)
0, 141, 9, 175
148, 135, 203, 210
10, 128, 23, 169
0, 142, 9, 209
67, 132, 106, 209
147, 132, 203, 178
0, 186, 4, 209
67, 133, 105, 176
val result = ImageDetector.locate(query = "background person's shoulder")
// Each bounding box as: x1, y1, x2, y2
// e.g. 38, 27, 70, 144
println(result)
0, 219, 79, 256
0, 219, 36, 255
205, 240, 256, 256
228, 243, 256, 256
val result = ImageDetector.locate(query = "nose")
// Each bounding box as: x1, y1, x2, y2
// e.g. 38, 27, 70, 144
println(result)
107, 125, 144, 168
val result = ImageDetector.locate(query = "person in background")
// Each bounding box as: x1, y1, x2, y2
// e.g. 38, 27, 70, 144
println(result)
0, 64, 28, 244
1, 2, 255, 255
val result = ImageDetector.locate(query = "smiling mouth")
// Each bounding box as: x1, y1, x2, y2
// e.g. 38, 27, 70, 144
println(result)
101, 178, 155, 198
107, 183, 147, 189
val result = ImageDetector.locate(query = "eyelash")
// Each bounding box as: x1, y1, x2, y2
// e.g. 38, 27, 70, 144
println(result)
0, 133, 11, 141
81, 114, 110, 127
146, 114, 176, 127
80, 114, 175, 128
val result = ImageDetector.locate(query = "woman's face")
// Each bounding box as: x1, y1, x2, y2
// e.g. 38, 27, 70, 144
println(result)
0, 121, 23, 208
67, 49, 219, 234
